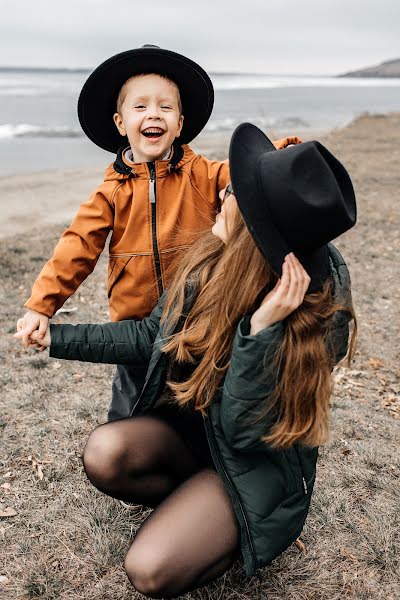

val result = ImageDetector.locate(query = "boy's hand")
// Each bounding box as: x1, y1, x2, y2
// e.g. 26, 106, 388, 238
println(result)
16, 309, 49, 348
14, 326, 51, 350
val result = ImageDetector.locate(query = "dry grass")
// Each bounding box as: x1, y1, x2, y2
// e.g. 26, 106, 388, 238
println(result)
1, 113, 399, 599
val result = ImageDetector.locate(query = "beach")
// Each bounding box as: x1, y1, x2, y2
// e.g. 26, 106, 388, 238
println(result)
1, 113, 399, 599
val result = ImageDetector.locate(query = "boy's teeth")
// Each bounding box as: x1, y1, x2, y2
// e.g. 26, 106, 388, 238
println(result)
143, 128, 164, 137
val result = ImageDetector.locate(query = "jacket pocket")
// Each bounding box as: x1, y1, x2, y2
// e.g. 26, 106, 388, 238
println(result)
107, 256, 132, 298
293, 445, 313, 496
284, 447, 309, 496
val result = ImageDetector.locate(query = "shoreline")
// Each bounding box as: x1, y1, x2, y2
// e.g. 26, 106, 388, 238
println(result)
0, 112, 399, 240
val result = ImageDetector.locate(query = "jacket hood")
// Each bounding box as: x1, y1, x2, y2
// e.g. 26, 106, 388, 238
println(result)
328, 243, 352, 305
103, 142, 196, 182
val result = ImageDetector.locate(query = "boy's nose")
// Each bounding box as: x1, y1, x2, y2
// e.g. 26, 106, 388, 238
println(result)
148, 105, 162, 119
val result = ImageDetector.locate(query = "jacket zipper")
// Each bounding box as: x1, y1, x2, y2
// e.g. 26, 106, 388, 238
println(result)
148, 162, 163, 297
204, 416, 257, 573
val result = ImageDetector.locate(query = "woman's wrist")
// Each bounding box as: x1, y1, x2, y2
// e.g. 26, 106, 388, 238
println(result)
250, 314, 275, 335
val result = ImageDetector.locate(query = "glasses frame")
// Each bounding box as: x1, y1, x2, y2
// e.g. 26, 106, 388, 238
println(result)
222, 183, 233, 204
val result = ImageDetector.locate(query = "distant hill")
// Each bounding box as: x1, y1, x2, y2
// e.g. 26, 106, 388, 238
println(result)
339, 58, 400, 78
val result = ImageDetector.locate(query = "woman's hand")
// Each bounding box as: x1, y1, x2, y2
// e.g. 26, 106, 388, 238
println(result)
250, 253, 311, 335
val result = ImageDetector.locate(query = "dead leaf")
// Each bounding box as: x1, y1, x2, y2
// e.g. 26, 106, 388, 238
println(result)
294, 538, 305, 551
348, 379, 365, 388
341, 548, 357, 561
3, 472, 12, 479
37, 465, 44, 481
54, 306, 78, 315
0, 483, 11, 491
0, 576, 10, 586
27, 455, 51, 480
368, 357, 385, 369
0, 507, 17, 518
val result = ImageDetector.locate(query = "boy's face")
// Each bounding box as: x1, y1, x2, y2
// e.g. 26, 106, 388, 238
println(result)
113, 74, 184, 163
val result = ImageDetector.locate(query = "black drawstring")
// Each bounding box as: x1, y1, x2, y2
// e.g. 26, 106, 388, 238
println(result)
113, 146, 136, 176
114, 143, 183, 176
168, 140, 184, 172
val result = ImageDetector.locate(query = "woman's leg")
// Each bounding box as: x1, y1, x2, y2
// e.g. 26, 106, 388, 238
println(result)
82, 417, 201, 507
124, 468, 240, 598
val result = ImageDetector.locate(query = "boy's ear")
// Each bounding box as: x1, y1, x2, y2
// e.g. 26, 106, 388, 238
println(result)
113, 113, 127, 137
175, 114, 184, 139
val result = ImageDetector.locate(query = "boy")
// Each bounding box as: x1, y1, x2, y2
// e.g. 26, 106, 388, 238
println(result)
17, 44, 300, 421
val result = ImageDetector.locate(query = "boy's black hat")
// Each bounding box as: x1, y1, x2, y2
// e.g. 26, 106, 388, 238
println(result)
78, 44, 214, 153
229, 123, 357, 291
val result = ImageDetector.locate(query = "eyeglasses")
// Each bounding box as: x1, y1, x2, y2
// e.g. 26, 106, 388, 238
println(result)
223, 183, 233, 204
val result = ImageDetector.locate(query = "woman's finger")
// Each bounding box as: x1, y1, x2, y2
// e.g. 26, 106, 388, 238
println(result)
285, 254, 300, 305
288, 254, 308, 308
292, 255, 311, 300
277, 260, 291, 298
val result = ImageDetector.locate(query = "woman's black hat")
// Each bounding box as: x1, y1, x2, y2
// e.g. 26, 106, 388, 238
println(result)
78, 44, 214, 153
229, 123, 357, 291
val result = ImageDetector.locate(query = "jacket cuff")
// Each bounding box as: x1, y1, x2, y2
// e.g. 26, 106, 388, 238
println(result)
237, 316, 284, 347
24, 299, 54, 319
225, 317, 284, 396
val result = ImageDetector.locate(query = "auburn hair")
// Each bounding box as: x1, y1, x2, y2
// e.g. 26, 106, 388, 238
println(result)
161, 203, 356, 448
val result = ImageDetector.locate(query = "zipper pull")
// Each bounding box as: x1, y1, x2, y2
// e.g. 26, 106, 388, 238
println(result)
302, 477, 308, 495
149, 162, 156, 204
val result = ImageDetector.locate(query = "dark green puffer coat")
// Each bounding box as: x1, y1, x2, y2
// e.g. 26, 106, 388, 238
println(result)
49, 244, 352, 576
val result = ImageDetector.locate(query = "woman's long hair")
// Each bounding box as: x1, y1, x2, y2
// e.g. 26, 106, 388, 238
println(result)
161, 203, 356, 448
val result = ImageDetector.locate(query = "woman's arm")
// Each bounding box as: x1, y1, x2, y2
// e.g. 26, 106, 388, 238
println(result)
220, 316, 285, 453
20, 293, 166, 367
220, 254, 352, 453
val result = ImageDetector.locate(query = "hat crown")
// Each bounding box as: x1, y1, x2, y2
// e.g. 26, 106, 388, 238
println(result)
78, 46, 214, 152
258, 141, 356, 253
229, 122, 357, 289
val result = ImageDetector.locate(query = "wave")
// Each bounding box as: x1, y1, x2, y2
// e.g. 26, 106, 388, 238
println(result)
205, 115, 310, 132
211, 74, 400, 90
0, 124, 82, 139
1, 70, 400, 98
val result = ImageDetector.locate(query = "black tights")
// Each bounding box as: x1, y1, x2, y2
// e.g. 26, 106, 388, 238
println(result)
83, 416, 240, 598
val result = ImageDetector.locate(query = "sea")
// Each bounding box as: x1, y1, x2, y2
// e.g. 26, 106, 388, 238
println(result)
0, 67, 399, 176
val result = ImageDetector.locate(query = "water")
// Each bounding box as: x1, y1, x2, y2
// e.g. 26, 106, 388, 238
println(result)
0, 68, 399, 175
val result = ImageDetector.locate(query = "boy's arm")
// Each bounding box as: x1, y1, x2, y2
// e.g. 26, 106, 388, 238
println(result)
200, 135, 303, 208
24, 182, 115, 318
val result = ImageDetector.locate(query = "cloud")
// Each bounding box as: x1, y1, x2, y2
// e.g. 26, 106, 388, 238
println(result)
1, 0, 399, 74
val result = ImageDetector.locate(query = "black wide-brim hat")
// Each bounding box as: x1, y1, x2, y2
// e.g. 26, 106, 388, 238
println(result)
229, 123, 357, 291
78, 44, 214, 153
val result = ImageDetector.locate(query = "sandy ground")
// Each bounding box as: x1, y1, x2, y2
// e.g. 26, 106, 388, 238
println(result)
0, 113, 399, 599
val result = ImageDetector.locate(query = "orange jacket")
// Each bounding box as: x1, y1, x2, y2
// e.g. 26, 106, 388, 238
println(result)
25, 138, 301, 321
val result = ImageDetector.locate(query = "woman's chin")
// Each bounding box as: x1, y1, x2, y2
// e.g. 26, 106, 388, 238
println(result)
211, 223, 226, 243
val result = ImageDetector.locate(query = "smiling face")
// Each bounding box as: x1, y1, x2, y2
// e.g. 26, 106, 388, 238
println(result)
113, 73, 184, 163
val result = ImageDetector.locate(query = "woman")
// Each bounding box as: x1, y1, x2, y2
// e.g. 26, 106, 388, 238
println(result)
18, 123, 357, 598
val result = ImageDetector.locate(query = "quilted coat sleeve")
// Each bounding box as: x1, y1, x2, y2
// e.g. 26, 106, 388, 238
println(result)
49, 294, 165, 366
220, 316, 284, 453
220, 310, 351, 453
24, 182, 115, 317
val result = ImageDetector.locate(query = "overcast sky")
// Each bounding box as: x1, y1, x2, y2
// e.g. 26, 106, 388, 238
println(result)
1, 0, 399, 75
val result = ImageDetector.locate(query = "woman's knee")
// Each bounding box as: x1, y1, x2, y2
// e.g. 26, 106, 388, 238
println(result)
82, 423, 129, 487
124, 548, 175, 598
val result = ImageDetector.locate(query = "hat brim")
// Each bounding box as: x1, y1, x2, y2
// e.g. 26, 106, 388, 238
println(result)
78, 47, 214, 153
229, 123, 330, 291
